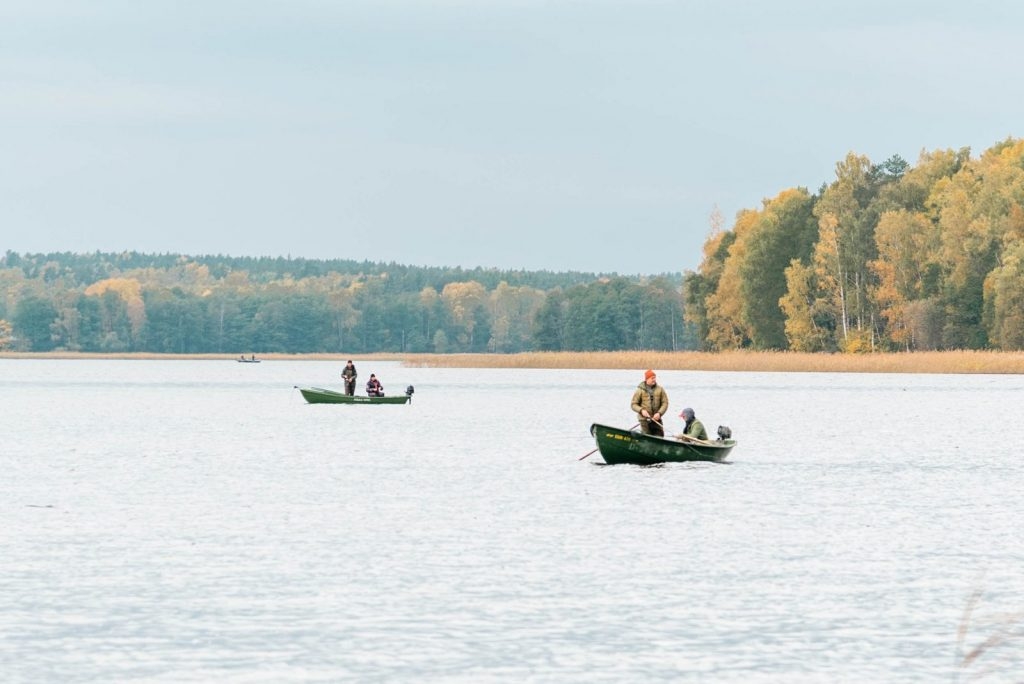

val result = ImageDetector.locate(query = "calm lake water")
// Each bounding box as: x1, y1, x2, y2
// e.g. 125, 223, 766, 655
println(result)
2, 359, 1023, 682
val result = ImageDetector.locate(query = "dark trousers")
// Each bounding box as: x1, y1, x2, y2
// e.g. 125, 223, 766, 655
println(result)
640, 419, 664, 437
344, 379, 355, 396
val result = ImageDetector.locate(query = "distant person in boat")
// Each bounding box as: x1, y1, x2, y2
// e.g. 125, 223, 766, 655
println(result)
366, 373, 384, 397
341, 360, 358, 396
631, 369, 669, 437
678, 407, 708, 441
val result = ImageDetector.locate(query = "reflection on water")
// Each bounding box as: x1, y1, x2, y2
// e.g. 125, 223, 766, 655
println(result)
2, 360, 1023, 682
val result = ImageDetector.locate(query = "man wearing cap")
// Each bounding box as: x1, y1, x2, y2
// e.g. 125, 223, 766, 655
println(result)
630, 369, 669, 436
678, 407, 708, 441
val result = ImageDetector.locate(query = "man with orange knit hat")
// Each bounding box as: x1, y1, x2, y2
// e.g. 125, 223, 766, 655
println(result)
630, 369, 669, 437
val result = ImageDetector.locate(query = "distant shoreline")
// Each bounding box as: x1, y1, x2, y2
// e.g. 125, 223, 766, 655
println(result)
2, 350, 1023, 374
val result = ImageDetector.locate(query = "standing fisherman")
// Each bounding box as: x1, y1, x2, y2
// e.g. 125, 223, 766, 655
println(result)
341, 360, 358, 396
630, 369, 669, 437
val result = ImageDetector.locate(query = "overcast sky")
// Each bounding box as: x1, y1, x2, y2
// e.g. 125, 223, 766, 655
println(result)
2, 1, 1022, 275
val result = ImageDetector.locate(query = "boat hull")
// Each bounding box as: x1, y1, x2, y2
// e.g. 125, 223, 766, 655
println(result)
590, 422, 735, 465
297, 387, 411, 405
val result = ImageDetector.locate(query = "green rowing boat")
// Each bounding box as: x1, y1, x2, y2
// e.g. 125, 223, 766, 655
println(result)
589, 422, 736, 465
296, 385, 414, 405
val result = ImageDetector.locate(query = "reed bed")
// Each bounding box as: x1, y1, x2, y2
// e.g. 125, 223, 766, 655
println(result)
3, 350, 1024, 373
398, 350, 1024, 374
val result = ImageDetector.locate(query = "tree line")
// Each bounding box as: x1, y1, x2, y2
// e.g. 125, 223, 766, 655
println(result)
0, 251, 690, 353
684, 137, 1024, 351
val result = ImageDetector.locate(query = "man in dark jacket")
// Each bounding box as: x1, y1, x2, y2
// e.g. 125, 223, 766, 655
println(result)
630, 369, 669, 436
341, 360, 358, 396
366, 373, 384, 397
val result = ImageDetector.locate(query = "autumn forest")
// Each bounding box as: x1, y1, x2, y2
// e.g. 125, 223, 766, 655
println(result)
3, 137, 1023, 355
685, 137, 1024, 352
0, 252, 687, 354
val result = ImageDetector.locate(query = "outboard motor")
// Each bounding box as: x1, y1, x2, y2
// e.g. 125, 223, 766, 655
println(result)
405, 385, 415, 403
716, 425, 732, 441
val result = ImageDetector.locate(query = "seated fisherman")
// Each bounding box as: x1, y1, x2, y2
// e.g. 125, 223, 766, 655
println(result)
678, 407, 708, 441
365, 373, 384, 397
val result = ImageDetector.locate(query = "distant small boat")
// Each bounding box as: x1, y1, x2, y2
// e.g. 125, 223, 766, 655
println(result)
589, 422, 736, 465
296, 385, 414, 405
237, 356, 260, 363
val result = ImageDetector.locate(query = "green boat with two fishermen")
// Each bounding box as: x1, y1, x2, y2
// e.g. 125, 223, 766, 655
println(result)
589, 422, 737, 465
296, 385, 415, 405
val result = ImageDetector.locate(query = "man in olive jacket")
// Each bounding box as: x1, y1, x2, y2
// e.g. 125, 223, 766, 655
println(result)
631, 369, 669, 436
678, 407, 708, 441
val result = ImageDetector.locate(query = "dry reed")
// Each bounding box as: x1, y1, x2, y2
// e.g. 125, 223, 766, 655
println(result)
955, 580, 1024, 680
398, 350, 1024, 374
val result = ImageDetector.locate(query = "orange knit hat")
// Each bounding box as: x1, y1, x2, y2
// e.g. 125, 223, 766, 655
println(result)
644, 369, 656, 380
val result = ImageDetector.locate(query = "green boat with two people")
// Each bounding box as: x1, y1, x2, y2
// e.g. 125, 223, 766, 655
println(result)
588, 422, 736, 465
296, 384, 415, 405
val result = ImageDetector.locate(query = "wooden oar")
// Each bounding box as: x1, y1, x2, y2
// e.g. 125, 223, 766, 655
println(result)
578, 423, 640, 460
649, 417, 669, 436
675, 433, 716, 446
